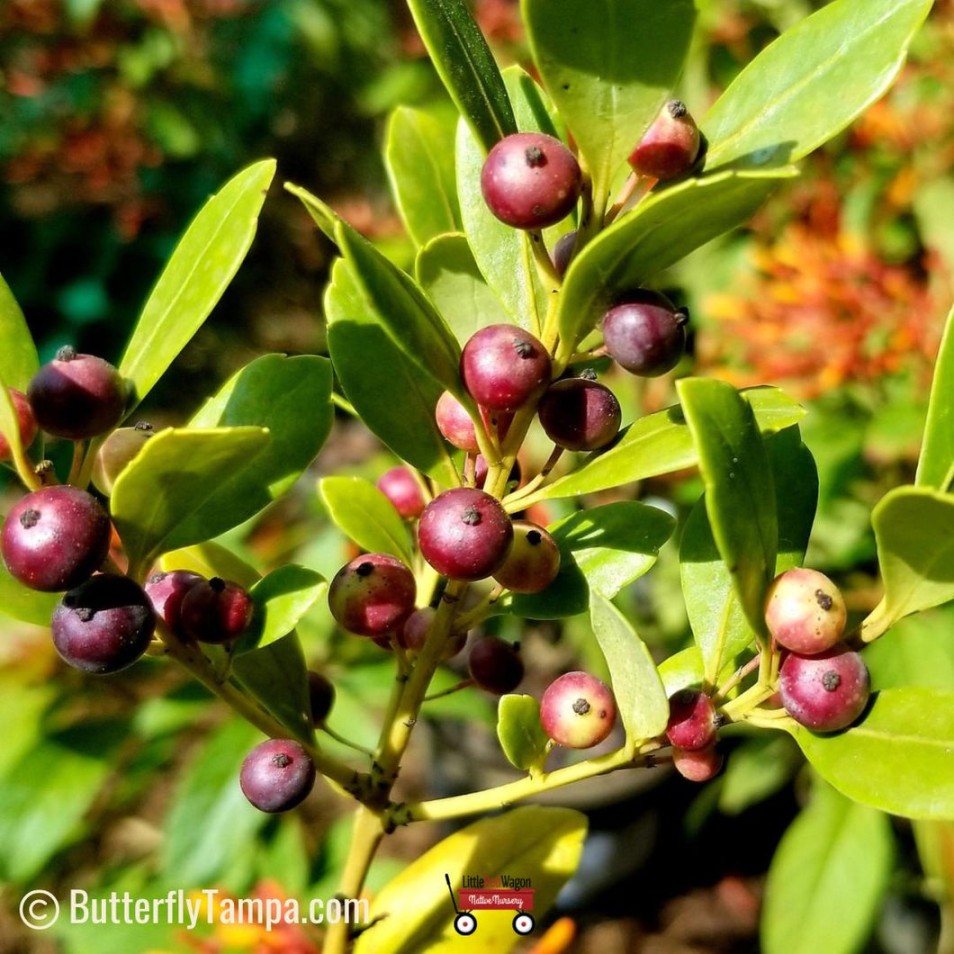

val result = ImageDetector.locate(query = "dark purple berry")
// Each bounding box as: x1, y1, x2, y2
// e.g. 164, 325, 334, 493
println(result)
551, 230, 577, 278
537, 377, 621, 451
493, 521, 560, 594
779, 647, 870, 732
765, 567, 847, 655
665, 689, 717, 751
461, 325, 552, 413
27, 347, 127, 440
540, 671, 617, 748
481, 132, 582, 229
397, 606, 467, 659
628, 99, 701, 181
376, 466, 426, 520
144, 569, 205, 636
601, 291, 688, 376
2, 485, 110, 591
239, 739, 316, 813
179, 576, 254, 644
307, 670, 336, 725
672, 743, 723, 782
0, 389, 37, 461
51, 573, 155, 674
418, 488, 514, 581
468, 637, 524, 694
328, 553, 416, 636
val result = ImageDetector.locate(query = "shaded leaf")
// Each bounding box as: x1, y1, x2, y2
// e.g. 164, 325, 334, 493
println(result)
916, 301, 954, 489
319, 476, 414, 564
497, 694, 550, 772
0, 273, 39, 389
238, 565, 326, 652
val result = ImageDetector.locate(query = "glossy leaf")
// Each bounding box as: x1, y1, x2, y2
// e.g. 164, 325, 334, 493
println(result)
285, 181, 337, 243
719, 734, 802, 816
415, 233, 508, 345
497, 694, 550, 772
555, 168, 795, 359
238, 565, 326, 652
159, 541, 259, 590
0, 374, 28, 485
864, 609, 954, 693
325, 259, 457, 483
0, 564, 59, 626
319, 476, 414, 564
110, 427, 270, 570
355, 806, 586, 953
916, 301, 954, 489
762, 782, 893, 954
522, 0, 695, 198
385, 105, 462, 246
405, 0, 516, 153
0, 273, 39, 388
589, 592, 668, 742
791, 687, 954, 819
658, 646, 705, 697
119, 160, 275, 409
678, 378, 777, 639
703, 0, 933, 171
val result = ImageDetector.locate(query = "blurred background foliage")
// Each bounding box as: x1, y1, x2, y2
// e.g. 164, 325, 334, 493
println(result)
1, 1, 953, 952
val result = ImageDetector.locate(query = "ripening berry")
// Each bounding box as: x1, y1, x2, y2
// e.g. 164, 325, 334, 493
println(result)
144, 569, 205, 636
307, 671, 336, 726
481, 132, 582, 230
376, 466, 426, 520
540, 671, 617, 748
328, 553, 416, 636
493, 521, 561, 594
0, 389, 37, 461
179, 576, 254, 644
461, 325, 552, 413
537, 377, 621, 451
240, 739, 316, 813
601, 291, 688, 376
468, 637, 524, 694
551, 230, 578, 278
764, 567, 847, 655
672, 744, 723, 782
435, 391, 480, 452
2, 485, 110, 591
28, 346, 126, 440
397, 606, 467, 659
92, 423, 154, 495
418, 488, 514, 581
665, 689, 718, 751
628, 99, 701, 181
779, 647, 870, 733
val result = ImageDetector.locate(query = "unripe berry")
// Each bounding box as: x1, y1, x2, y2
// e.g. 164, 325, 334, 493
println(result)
307, 670, 336, 725
765, 567, 847, 655
239, 739, 316, 813
144, 569, 205, 636
602, 291, 688, 376
28, 346, 126, 439
51, 573, 156, 674
481, 132, 582, 230
551, 230, 577, 278
180, 576, 254, 644
665, 689, 718, 751
376, 466, 426, 520
328, 553, 416, 636
92, 422, 154, 495
461, 325, 552, 413
2, 485, 110, 591
493, 521, 561, 593
468, 637, 524, 694
0, 389, 37, 461
779, 647, 870, 733
628, 99, 701, 181
418, 488, 514, 581
537, 377, 621, 452
540, 671, 617, 748
672, 744, 723, 782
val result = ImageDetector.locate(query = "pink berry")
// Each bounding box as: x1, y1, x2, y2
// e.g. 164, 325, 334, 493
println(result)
540, 671, 616, 749
665, 689, 717, 751
764, 568, 847, 655
376, 467, 426, 520
145, 569, 205, 636
779, 647, 870, 733
672, 744, 723, 782
628, 99, 701, 181
460, 325, 552, 413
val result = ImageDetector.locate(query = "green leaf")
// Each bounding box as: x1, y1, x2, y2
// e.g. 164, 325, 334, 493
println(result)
319, 476, 414, 563
555, 168, 795, 358
871, 486, 954, 627
230, 633, 315, 745
522, 0, 696, 199
415, 233, 508, 345
0, 563, 59, 626
237, 565, 326, 652
864, 608, 954, 693
916, 302, 954, 489
719, 734, 802, 816
589, 592, 668, 742
119, 160, 275, 409
160, 541, 259, 589
761, 782, 893, 954
524, 387, 804, 505
791, 687, 954, 819
658, 646, 705, 697
385, 105, 462, 246
405, 0, 516, 153
678, 378, 777, 641
285, 181, 337, 243
325, 259, 457, 483
497, 694, 550, 772
703, 0, 933, 171
0, 273, 39, 388
110, 427, 270, 571
355, 806, 586, 954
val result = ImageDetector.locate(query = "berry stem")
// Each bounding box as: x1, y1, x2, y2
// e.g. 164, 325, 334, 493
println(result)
503, 446, 564, 511
320, 723, 376, 758
74, 434, 105, 491
713, 653, 762, 703
422, 677, 474, 703
454, 583, 504, 631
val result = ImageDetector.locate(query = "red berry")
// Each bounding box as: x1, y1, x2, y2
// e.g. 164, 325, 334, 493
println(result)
665, 689, 717, 751
468, 637, 524, 694
376, 466, 426, 520
418, 488, 514, 581
537, 377, 621, 451
764, 568, 847, 655
493, 521, 560, 593
481, 132, 582, 230
0, 389, 37, 461
328, 553, 416, 636
144, 569, 205, 636
180, 577, 254, 644
672, 744, 723, 782
779, 647, 870, 733
461, 325, 552, 413
601, 291, 688, 376
540, 671, 617, 748
2, 485, 110, 591
435, 391, 480, 452
397, 606, 467, 659
240, 739, 316, 813
628, 99, 701, 181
